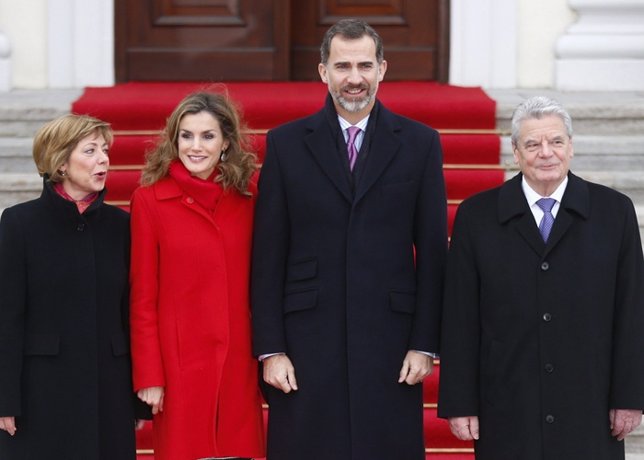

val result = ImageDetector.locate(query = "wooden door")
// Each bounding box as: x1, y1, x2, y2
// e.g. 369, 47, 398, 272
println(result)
291, 0, 450, 81
115, 0, 449, 82
115, 0, 290, 81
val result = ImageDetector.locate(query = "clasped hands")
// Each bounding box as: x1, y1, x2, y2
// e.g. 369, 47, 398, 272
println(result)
263, 350, 433, 393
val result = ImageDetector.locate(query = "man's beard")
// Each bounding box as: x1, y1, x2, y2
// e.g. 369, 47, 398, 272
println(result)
332, 84, 375, 113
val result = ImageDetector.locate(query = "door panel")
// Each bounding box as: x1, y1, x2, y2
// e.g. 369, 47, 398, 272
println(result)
114, 0, 449, 82
290, 0, 449, 81
115, 0, 290, 82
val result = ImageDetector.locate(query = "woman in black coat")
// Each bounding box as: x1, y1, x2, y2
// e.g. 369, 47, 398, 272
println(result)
0, 114, 145, 459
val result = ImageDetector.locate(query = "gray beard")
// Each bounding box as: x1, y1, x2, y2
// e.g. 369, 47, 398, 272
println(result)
335, 92, 372, 113
330, 82, 376, 113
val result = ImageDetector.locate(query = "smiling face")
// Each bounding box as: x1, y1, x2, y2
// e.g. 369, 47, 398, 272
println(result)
177, 111, 229, 180
318, 34, 387, 123
513, 114, 574, 196
59, 131, 110, 200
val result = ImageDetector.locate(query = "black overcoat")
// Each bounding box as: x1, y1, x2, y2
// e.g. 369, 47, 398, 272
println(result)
251, 98, 448, 460
438, 172, 644, 460
0, 180, 140, 459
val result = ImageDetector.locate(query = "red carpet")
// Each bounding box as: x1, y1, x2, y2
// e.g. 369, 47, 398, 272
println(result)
72, 81, 493, 459
72, 81, 495, 131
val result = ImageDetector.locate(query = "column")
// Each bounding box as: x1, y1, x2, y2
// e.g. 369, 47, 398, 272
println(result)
0, 31, 10, 91
556, 0, 644, 90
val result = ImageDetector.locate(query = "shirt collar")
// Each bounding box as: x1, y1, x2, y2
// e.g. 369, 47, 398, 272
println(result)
338, 114, 370, 132
522, 176, 568, 207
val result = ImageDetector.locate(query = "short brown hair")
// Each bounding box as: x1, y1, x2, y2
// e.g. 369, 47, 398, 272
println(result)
32, 114, 113, 183
320, 18, 384, 65
141, 91, 258, 196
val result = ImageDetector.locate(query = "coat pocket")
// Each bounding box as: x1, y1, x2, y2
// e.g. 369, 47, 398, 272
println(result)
389, 290, 416, 314
287, 257, 318, 282
24, 333, 60, 356
283, 289, 318, 314
111, 332, 129, 356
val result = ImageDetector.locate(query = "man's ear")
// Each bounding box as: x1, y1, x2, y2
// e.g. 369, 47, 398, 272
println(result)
318, 63, 328, 84
378, 60, 387, 82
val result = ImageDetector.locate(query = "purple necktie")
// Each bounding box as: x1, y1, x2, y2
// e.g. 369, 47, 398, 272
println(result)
536, 198, 556, 242
346, 126, 361, 171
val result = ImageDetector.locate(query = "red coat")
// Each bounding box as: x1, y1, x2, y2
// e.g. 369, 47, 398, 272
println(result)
129, 171, 264, 460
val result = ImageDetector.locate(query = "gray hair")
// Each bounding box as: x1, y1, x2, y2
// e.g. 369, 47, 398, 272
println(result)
511, 96, 573, 146
320, 18, 384, 65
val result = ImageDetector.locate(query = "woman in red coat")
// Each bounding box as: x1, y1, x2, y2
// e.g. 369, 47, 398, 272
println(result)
130, 92, 264, 460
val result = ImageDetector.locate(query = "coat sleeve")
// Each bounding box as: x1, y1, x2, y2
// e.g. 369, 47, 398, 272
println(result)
437, 202, 481, 418
609, 196, 644, 410
0, 208, 27, 416
251, 131, 290, 356
410, 128, 448, 353
129, 189, 165, 390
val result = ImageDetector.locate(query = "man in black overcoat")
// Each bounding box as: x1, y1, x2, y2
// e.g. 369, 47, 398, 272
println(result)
251, 18, 448, 460
438, 96, 644, 460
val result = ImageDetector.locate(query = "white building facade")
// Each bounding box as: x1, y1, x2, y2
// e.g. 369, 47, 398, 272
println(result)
0, 0, 643, 91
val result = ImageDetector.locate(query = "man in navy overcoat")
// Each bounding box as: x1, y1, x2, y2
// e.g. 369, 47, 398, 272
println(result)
251, 18, 448, 460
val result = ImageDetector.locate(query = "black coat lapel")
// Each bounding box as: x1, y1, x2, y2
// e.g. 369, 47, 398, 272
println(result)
498, 172, 591, 257
498, 173, 546, 256
303, 101, 353, 203
354, 102, 401, 204
544, 172, 590, 252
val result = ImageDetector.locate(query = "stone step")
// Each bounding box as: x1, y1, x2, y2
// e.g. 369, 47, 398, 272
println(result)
0, 89, 81, 137
0, 173, 41, 212
0, 137, 37, 173
627, 424, 644, 455
490, 89, 644, 136
500, 135, 644, 171
576, 170, 644, 203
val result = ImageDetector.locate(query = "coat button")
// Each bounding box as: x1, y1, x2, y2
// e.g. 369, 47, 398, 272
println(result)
76, 223, 85, 231
543, 312, 552, 322
541, 261, 550, 271
186, 197, 194, 204
544, 363, 554, 373
545, 414, 555, 423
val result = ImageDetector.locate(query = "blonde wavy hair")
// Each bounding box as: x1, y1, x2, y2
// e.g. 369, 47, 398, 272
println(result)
32, 114, 113, 183
140, 92, 258, 196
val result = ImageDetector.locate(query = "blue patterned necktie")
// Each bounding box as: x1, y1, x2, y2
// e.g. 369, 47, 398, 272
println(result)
536, 198, 556, 242
346, 126, 361, 171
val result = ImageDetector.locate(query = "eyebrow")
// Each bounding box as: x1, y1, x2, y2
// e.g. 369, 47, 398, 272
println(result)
179, 129, 216, 133
333, 60, 375, 66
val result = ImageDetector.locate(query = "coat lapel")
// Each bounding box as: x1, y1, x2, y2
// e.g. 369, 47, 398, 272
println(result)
354, 103, 401, 205
543, 172, 590, 253
304, 109, 353, 203
498, 173, 545, 256
498, 172, 591, 257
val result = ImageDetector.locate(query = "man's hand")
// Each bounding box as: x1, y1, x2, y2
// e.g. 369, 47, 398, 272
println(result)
398, 350, 433, 385
263, 354, 298, 393
137, 386, 165, 415
0, 417, 16, 436
610, 409, 642, 441
449, 416, 480, 441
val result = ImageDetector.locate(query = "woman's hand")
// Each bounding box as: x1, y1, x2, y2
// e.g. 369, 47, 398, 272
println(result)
0, 416, 16, 436
137, 386, 165, 415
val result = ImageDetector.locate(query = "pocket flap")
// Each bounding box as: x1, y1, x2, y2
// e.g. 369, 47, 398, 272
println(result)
24, 333, 60, 356
287, 258, 318, 282
111, 332, 129, 356
389, 291, 416, 314
284, 289, 318, 314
